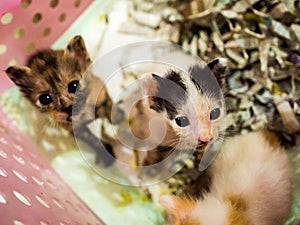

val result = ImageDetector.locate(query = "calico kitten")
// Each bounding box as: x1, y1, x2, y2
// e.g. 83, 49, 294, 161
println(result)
127, 58, 227, 166
160, 131, 292, 225
5, 35, 122, 166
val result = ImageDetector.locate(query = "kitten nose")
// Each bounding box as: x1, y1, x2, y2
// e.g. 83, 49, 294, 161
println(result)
62, 105, 73, 116
198, 129, 211, 143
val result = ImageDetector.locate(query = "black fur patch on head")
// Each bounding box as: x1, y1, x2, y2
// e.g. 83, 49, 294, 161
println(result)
188, 64, 207, 91
151, 71, 187, 119
165, 70, 187, 93
188, 63, 222, 98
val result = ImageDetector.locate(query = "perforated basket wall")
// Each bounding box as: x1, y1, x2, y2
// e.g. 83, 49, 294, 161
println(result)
0, 1, 107, 224
0, 0, 93, 93
0, 107, 106, 225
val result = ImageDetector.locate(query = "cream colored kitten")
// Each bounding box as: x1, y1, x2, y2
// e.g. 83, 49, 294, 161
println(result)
160, 131, 292, 225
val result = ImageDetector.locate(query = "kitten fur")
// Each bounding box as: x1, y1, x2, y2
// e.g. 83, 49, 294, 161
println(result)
5, 35, 122, 166
160, 130, 292, 225
128, 58, 227, 166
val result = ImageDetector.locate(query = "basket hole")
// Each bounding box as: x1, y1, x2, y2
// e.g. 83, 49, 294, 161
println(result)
0, 137, 8, 144
65, 199, 74, 208
40, 221, 50, 225
0, 193, 7, 204
14, 220, 25, 225
0, 168, 8, 177
29, 152, 38, 159
13, 191, 31, 206
46, 178, 58, 190
13, 155, 25, 165
0, 45, 7, 56
8, 58, 19, 66
58, 13, 67, 22
30, 162, 40, 171
14, 144, 24, 152
43, 27, 51, 37
66, 199, 79, 212
32, 13, 42, 23
32, 176, 44, 186
13, 170, 27, 183
53, 198, 64, 209
26, 42, 35, 53
74, 0, 82, 7
21, 0, 32, 8
0, 149, 8, 159
35, 195, 50, 208
50, 0, 59, 8
14, 28, 25, 39
77, 203, 90, 214
1, 13, 13, 25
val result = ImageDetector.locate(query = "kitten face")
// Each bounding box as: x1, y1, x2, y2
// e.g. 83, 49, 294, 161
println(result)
169, 71, 225, 151
6, 36, 91, 130
140, 58, 227, 152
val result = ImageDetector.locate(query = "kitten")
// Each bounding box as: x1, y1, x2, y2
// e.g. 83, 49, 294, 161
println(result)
160, 131, 292, 225
5, 35, 122, 166
124, 58, 227, 167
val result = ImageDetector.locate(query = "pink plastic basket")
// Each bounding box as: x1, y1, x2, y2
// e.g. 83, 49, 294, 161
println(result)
0, 1, 107, 224
0, 0, 93, 93
0, 107, 105, 225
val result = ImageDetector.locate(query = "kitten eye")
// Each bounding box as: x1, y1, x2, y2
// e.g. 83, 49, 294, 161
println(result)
210, 108, 221, 120
68, 80, 80, 93
175, 116, 190, 127
39, 94, 53, 106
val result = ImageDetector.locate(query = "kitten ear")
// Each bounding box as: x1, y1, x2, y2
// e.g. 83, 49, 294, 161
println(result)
65, 35, 91, 63
207, 58, 227, 85
138, 73, 161, 106
5, 66, 32, 87
139, 73, 159, 96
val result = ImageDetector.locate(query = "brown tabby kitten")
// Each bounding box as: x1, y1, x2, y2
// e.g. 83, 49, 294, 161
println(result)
5, 35, 122, 166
